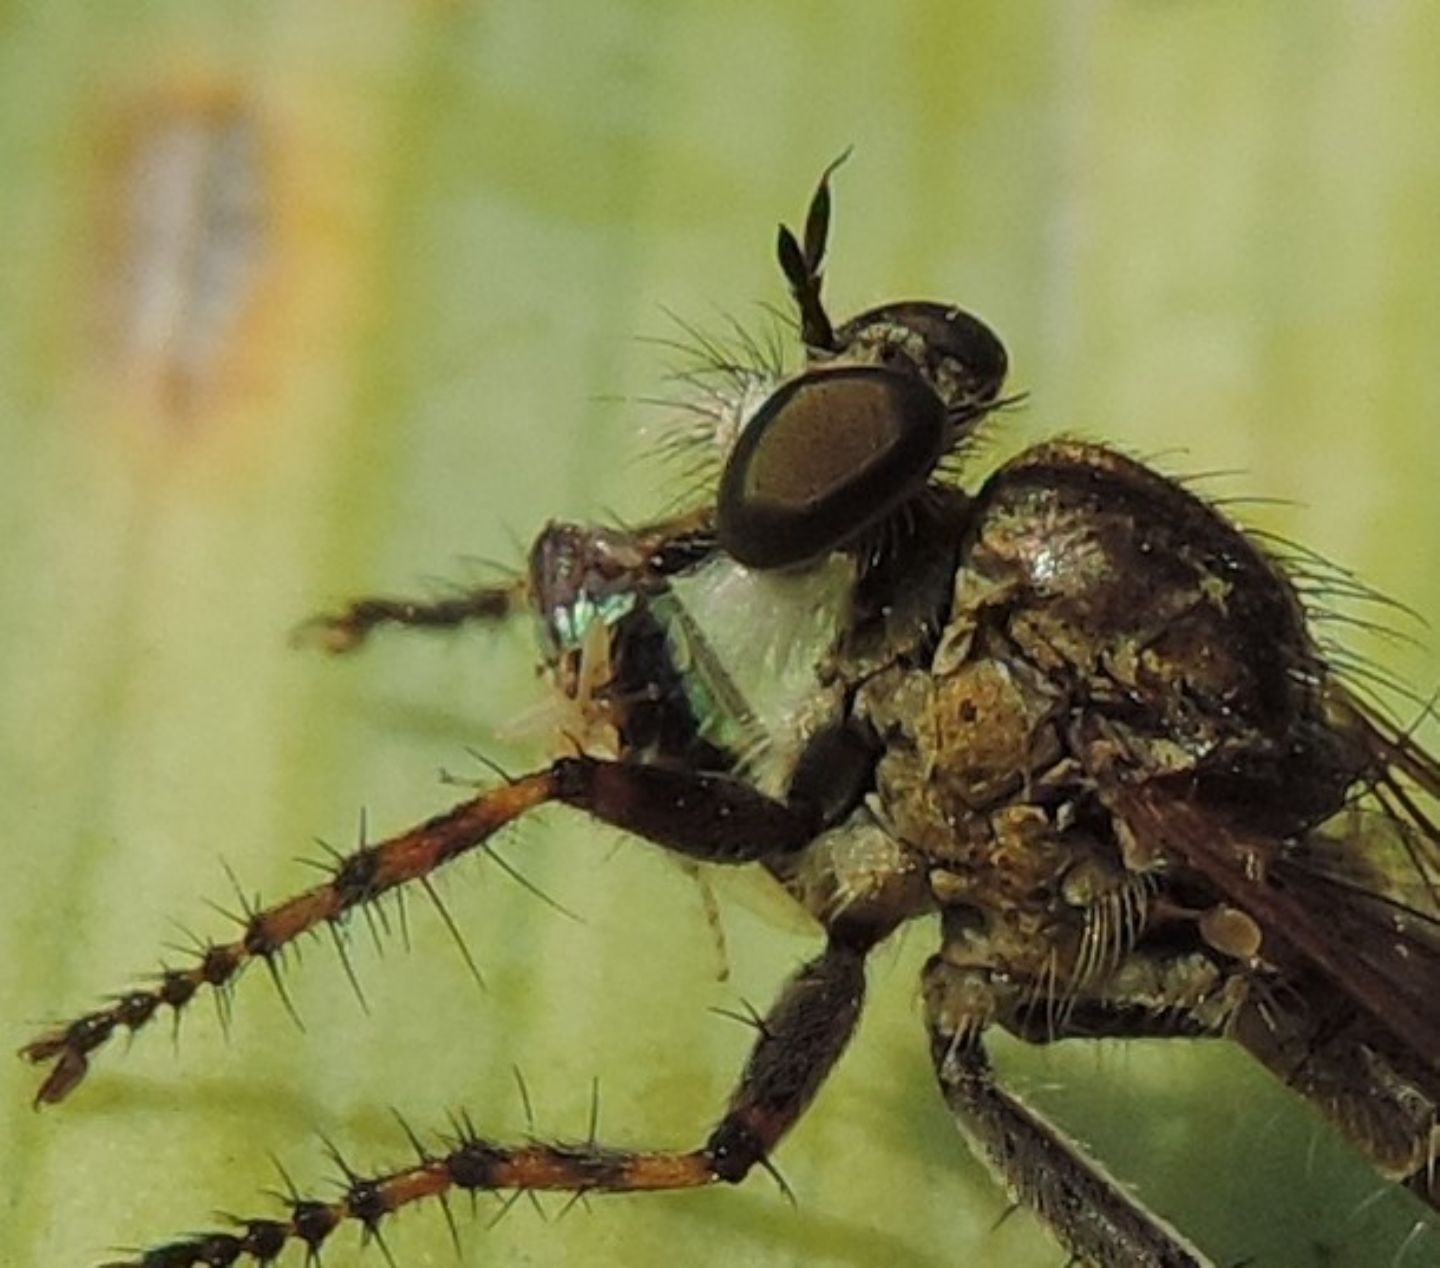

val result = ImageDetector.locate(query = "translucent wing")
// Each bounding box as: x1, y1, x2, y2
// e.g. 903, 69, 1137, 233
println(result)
1116, 785, 1440, 1075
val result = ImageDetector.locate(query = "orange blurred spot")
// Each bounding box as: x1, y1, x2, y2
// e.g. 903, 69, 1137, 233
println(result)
98, 82, 272, 434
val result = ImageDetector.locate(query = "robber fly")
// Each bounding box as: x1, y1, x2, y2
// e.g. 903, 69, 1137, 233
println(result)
21, 159, 1440, 1267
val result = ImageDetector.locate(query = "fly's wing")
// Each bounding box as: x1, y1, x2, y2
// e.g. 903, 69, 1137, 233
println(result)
1113, 767, 1440, 1080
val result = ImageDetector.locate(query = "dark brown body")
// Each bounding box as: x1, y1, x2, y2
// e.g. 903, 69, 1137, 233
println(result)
25, 170, 1440, 1267
856, 438, 1356, 926
27, 431, 1440, 1268
787, 439, 1439, 1219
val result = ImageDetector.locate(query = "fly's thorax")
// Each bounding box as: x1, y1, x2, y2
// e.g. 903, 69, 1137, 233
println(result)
856, 653, 1068, 869
945, 440, 1363, 831
857, 671, 1097, 987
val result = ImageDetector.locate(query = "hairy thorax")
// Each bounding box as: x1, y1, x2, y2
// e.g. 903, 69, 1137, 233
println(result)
846, 440, 1365, 994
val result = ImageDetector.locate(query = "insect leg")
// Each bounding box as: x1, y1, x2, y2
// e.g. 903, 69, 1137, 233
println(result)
22, 756, 821, 1106
95, 938, 868, 1268
997, 947, 1249, 1047
1232, 974, 1440, 1210
923, 956, 1211, 1268
293, 580, 526, 653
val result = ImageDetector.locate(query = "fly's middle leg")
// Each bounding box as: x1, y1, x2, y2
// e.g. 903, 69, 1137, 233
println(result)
81, 937, 870, 1267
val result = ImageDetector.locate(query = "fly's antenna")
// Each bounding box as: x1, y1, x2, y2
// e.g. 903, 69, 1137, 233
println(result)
776, 148, 851, 353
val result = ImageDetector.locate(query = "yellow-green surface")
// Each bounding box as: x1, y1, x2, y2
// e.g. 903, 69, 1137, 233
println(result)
3, 4, 1440, 1266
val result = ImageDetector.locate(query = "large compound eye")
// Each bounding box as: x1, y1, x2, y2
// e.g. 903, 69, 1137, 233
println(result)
836, 301, 1007, 414
716, 364, 946, 570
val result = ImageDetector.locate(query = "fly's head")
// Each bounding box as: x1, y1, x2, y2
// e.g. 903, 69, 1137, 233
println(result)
525, 161, 1013, 772
714, 158, 1011, 573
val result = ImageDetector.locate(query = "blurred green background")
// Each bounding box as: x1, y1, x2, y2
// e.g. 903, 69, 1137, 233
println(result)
2, 3, 1439, 1265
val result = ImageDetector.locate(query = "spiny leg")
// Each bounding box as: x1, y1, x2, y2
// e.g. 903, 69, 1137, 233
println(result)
294, 580, 526, 653
932, 945, 1440, 1255
1231, 967, 1440, 1212
922, 957, 1211, 1268
96, 937, 869, 1268
21, 756, 822, 1106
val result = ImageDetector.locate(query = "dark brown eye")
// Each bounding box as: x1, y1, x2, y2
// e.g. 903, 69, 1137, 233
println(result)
715, 364, 947, 569
836, 301, 1007, 415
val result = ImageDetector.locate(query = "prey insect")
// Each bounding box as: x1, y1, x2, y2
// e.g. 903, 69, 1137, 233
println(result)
22, 159, 1440, 1267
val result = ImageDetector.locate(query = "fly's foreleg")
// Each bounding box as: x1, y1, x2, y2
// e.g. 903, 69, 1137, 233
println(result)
94, 938, 868, 1268
22, 756, 821, 1106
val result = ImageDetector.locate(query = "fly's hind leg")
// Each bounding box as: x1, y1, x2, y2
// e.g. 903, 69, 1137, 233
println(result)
95, 936, 870, 1267
1232, 969, 1440, 1212
922, 957, 1211, 1268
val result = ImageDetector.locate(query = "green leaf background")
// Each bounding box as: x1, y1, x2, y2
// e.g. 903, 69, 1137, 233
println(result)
3, 3, 1439, 1266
